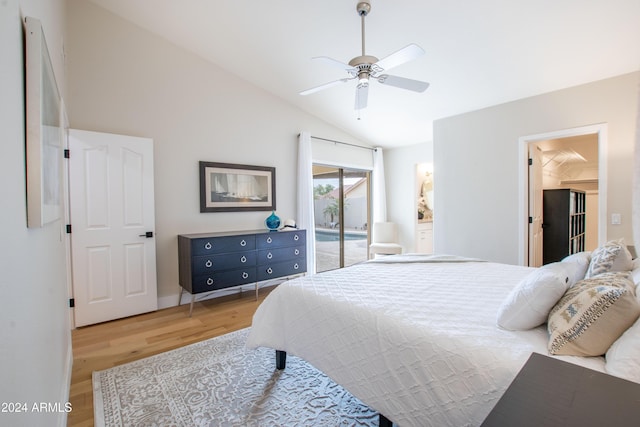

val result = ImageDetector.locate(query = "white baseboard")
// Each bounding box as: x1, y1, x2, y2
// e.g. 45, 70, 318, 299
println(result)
59, 338, 73, 427
157, 293, 181, 310
157, 283, 258, 309
158, 278, 298, 310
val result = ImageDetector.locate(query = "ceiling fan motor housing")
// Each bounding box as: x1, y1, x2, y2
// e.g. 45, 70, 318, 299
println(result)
349, 56, 379, 83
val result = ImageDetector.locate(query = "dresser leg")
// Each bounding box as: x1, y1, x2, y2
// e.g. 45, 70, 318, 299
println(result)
189, 294, 195, 317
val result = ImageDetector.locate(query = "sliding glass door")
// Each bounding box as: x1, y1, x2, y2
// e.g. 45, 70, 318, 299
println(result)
313, 165, 370, 273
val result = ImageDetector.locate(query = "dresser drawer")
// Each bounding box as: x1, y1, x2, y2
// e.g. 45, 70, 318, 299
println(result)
192, 268, 257, 293
191, 235, 256, 256
257, 259, 306, 281
256, 230, 305, 249
191, 251, 257, 275
257, 245, 305, 264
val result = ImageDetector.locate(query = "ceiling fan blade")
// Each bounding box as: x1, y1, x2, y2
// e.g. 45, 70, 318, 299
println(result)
374, 43, 425, 72
354, 83, 369, 110
312, 56, 356, 74
300, 78, 353, 96
377, 74, 430, 92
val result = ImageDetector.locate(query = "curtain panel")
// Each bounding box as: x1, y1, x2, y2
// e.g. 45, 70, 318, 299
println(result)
297, 132, 317, 274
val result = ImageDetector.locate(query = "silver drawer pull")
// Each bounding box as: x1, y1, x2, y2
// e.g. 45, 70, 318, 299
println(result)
240, 256, 247, 263
205, 260, 212, 268
294, 263, 299, 270
267, 252, 273, 259
240, 239, 247, 247
294, 249, 300, 255
266, 237, 272, 244
267, 267, 273, 274
242, 272, 249, 279
206, 278, 214, 286
294, 235, 299, 241
204, 242, 212, 250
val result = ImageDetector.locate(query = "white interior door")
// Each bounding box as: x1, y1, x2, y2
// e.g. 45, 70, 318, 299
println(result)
528, 144, 543, 267
69, 129, 157, 327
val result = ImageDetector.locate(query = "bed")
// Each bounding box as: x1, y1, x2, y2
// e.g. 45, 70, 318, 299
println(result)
246, 248, 640, 426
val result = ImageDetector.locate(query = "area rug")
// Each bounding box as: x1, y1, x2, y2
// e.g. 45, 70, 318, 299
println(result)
93, 328, 377, 426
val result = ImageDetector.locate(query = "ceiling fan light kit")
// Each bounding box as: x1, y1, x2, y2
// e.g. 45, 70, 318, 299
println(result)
300, 0, 430, 111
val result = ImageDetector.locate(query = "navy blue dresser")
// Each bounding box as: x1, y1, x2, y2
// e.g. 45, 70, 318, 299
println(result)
178, 229, 306, 315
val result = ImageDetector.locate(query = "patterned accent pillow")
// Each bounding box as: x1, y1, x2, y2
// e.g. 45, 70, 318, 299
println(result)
585, 240, 623, 278
547, 272, 640, 356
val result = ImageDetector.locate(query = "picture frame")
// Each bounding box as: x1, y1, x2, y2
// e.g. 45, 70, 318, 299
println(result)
25, 17, 63, 228
199, 161, 276, 212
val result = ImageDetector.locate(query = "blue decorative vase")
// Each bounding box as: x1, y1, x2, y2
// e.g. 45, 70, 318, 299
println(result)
265, 211, 281, 231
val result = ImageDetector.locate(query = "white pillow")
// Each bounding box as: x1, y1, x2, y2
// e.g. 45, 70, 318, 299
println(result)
497, 262, 578, 331
632, 258, 640, 287
606, 315, 640, 383
561, 251, 591, 283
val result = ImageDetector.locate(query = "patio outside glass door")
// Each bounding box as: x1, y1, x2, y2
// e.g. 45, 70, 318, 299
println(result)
313, 165, 370, 273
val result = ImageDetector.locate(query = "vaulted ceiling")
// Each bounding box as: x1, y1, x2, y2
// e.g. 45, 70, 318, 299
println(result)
87, 0, 640, 148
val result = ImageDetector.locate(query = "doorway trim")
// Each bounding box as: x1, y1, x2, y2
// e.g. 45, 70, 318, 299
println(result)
517, 123, 608, 265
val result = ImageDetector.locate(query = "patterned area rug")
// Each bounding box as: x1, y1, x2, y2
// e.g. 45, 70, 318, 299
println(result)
93, 328, 377, 426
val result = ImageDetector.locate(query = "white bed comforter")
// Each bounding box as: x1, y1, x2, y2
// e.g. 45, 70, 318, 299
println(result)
246, 255, 606, 426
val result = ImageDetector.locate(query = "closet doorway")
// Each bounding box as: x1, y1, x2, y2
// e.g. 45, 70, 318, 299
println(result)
313, 165, 370, 272
519, 124, 607, 266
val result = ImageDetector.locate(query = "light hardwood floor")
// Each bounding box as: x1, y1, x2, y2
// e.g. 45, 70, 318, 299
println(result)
67, 286, 275, 427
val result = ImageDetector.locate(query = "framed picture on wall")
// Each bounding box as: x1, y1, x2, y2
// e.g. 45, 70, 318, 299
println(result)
199, 161, 276, 212
25, 17, 64, 228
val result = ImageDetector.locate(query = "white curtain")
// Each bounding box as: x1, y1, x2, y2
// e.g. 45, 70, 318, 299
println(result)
634, 89, 640, 253
297, 132, 316, 274
372, 147, 387, 223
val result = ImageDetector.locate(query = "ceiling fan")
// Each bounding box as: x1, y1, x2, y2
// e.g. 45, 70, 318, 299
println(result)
300, 0, 429, 110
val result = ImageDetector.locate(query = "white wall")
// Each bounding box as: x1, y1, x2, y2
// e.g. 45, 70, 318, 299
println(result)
433, 72, 639, 264
384, 142, 433, 252
65, 0, 373, 306
0, 1, 72, 426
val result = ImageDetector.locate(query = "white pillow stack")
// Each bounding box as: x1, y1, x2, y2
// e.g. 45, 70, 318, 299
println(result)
496, 238, 640, 383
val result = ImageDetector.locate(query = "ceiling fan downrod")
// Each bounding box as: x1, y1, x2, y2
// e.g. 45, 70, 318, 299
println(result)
357, 1, 370, 56
352, 1, 376, 85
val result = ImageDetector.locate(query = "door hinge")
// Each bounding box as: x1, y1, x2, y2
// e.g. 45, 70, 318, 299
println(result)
64, 149, 70, 159
528, 158, 533, 166
529, 216, 533, 224
69, 298, 75, 308
66, 224, 72, 234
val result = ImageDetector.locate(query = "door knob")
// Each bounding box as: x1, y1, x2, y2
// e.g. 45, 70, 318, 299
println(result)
139, 231, 154, 238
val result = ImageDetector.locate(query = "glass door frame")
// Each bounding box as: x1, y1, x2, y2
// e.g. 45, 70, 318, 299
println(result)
312, 164, 371, 272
